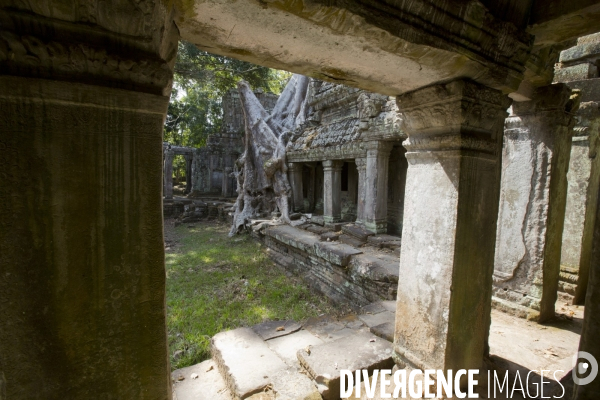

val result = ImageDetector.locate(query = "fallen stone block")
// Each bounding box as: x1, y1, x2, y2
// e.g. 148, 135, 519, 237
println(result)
212, 328, 320, 400
342, 224, 374, 242
358, 311, 395, 328
320, 231, 340, 241
297, 331, 394, 400
339, 234, 365, 248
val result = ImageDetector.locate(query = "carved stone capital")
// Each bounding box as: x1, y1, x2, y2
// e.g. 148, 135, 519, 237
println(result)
354, 157, 367, 170
364, 141, 394, 158
322, 160, 343, 172
397, 79, 511, 154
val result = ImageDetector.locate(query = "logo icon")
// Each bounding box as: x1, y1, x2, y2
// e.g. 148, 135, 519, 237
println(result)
572, 351, 598, 386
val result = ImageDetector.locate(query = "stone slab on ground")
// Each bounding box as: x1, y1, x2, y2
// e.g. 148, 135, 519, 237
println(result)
358, 311, 395, 328
314, 241, 362, 266
380, 301, 396, 313
252, 320, 302, 341
342, 224, 374, 242
212, 328, 285, 398
172, 360, 232, 400
266, 329, 324, 365
320, 231, 340, 241
339, 234, 365, 248
265, 225, 320, 254
213, 327, 322, 400
369, 322, 394, 342
310, 216, 325, 226
359, 302, 387, 315
306, 224, 332, 235
366, 234, 402, 246
297, 331, 394, 400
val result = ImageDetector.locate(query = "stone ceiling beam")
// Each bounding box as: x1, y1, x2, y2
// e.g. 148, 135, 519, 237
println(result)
176, 0, 532, 96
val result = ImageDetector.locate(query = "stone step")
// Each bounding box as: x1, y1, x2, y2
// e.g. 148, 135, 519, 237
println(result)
297, 331, 394, 400
560, 265, 579, 275
172, 359, 233, 400
306, 224, 332, 235
559, 271, 579, 285
558, 280, 577, 295
369, 322, 394, 342
211, 328, 320, 400
342, 224, 374, 242
340, 234, 365, 248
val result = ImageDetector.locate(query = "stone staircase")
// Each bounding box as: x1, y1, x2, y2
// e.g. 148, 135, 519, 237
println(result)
171, 301, 397, 400
558, 265, 579, 303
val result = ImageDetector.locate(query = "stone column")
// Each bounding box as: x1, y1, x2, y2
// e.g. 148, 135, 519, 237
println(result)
493, 84, 579, 322
572, 171, 600, 400
355, 157, 367, 225
184, 153, 193, 194
561, 104, 600, 304
222, 167, 233, 197
164, 150, 175, 199
394, 79, 510, 374
322, 160, 343, 223
0, 3, 178, 399
306, 163, 316, 212
288, 163, 304, 212
364, 141, 393, 233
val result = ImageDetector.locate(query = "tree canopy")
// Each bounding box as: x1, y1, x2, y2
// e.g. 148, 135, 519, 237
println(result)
164, 41, 292, 149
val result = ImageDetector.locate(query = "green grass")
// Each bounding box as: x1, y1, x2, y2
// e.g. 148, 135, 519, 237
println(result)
165, 220, 343, 370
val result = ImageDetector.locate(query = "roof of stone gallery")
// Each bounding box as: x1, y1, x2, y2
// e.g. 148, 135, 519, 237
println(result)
287, 80, 405, 159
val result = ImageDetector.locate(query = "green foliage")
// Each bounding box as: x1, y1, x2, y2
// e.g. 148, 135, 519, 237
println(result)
164, 41, 292, 149
166, 221, 345, 370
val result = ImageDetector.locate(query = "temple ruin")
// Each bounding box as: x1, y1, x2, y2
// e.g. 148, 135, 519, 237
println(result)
3, 0, 600, 399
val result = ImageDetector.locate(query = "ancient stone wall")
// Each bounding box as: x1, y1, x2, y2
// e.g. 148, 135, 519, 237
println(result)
190, 89, 278, 197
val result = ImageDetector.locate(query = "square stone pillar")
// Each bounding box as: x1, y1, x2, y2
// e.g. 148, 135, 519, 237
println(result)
222, 167, 233, 197
184, 153, 193, 194
355, 157, 367, 225
572, 171, 600, 400
306, 163, 316, 212
288, 163, 304, 212
364, 141, 393, 233
0, 4, 178, 399
493, 84, 580, 322
322, 160, 343, 223
394, 79, 510, 374
164, 150, 175, 199
561, 103, 600, 304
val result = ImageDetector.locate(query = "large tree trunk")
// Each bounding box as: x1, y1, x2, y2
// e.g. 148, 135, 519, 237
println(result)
229, 75, 310, 235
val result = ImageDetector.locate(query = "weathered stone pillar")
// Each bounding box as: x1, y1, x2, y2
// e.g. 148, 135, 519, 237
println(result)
572, 173, 600, 400
355, 157, 367, 225
0, 3, 178, 399
493, 84, 579, 322
304, 163, 316, 212
288, 163, 304, 212
323, 160, 343, 223
561, 104, 600, 304
222, 167, 233, 197
164, 150, 175, 199
394, 80, 510, 374
364, 141, 393, 233
184, 153, 193, 194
